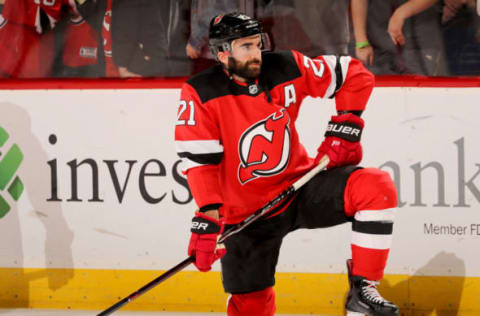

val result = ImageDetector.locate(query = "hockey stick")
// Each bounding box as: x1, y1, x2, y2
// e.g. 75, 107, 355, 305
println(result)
219, 154, 329, 243
96, 256, 193, 316
96, 155, 329, 316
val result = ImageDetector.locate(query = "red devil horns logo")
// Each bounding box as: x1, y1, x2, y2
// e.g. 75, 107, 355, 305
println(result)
213, 14, 224, 25
238, 109, 291, 184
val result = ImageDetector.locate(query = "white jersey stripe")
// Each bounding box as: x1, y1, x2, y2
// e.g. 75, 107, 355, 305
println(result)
354, 209, 396, 222
351, 231, 393, 250
322, 55, 352, 99
180, 157, 202, 172
322, 55, 338, 99
339, 56, 351, 87
175, 139, 224, 155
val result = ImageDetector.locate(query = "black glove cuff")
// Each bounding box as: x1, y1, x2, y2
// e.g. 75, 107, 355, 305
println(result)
337, 110, 363, 117
191, 216, 221, 234
324, 121, 363, 142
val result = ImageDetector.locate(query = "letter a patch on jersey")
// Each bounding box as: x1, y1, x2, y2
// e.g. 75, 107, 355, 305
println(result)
238, 109, 291, 184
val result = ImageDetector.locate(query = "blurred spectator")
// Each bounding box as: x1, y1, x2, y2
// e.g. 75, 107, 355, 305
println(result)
255, 0, 312, 54
74, 0, 119, 77
0, 0, 74, 78
53, 9, 101, 77
187, 0, 243, 73
441, 0, 480, 75
112, 0, 191, 77
256, 0, 351, 57
351, 0, 448, 76
292, 0, 351, 56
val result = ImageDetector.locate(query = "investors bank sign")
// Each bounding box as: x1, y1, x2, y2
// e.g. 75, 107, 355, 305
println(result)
0, 87, 479, 275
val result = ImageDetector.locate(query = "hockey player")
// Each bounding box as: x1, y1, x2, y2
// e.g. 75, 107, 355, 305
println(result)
175, 12, 399, 316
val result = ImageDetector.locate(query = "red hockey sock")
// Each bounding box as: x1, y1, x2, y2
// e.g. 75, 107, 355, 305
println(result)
344, 168, 397, 280
227, 287, 275, 316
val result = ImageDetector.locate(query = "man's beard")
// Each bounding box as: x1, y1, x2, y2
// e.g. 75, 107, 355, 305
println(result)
227, 57, 262, 81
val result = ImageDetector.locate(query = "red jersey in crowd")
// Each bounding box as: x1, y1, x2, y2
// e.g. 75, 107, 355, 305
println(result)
0, 16, 54, 77
62, 15, 98, 68
3, 0, 75, 33
102, 0, 118, 77
0, 0, 75, 77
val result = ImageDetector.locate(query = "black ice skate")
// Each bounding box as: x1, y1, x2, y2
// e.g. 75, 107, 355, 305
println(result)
345, 259, 399, 316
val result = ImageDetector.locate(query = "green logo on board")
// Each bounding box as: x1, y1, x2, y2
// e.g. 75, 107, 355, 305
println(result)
0, 127, 24, 218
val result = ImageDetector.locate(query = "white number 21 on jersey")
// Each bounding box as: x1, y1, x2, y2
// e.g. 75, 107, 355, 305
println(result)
176, 100, 196, 126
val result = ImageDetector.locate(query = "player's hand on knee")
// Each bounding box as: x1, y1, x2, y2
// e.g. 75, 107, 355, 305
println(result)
316, 113, 364, 169
188, 212, 226, 272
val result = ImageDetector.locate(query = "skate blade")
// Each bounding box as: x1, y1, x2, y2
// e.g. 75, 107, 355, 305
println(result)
346, 311, 365, 316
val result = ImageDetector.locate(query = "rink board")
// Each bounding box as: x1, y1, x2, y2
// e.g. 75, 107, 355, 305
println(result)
1, 268, 479, 315
0, 87, 479, 314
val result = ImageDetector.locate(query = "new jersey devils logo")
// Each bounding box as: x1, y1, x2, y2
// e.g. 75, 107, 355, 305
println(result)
213, 14, 224, 25
238, 109, 291, 184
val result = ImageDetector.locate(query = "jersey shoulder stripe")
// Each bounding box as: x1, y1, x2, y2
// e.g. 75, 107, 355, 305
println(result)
186, 51, 302, 104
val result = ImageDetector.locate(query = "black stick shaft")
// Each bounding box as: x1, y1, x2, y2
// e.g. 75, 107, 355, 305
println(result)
97, 156, 329, 315
96, 256, 194, 316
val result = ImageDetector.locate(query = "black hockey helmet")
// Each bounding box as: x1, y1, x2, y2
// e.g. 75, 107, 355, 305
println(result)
209, 12, 271, 58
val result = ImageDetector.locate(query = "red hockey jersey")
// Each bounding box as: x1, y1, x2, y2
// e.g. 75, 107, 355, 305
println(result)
63, 16, 98, 67
0, 17, 54, 77
102, 0, 119, 77
2, 0, 75, 33
175, 50, 374, 224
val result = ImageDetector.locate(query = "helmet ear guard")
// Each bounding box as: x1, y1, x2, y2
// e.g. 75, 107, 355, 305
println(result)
260, 32, 272, 52
209, 42, 233, 58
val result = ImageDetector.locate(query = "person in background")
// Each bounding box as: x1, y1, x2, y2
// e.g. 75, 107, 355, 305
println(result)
0, 0, 74, 78
187, 0, 243, 74
255, 0, 350, 57
73, 0, 119, 77
111, 0, 191, 77
53, 7, 101, 77
440, 0, 480, 75
176, 12, 400, 316
292, 0, 351, 56
255, 0, 312, 54
351, 0, 448, 76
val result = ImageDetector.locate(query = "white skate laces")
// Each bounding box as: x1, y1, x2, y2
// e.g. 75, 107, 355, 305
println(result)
361, 279, 388, 304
